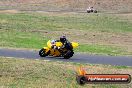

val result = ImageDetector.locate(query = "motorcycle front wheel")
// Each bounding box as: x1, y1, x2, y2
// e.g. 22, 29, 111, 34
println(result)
39, 48, 49, 57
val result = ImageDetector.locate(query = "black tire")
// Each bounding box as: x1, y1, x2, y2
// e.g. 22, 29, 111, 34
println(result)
91, 10, 93, 12
76, 76, 87, 85
87, 10, 90, 13
64, 50, 74, 59
39, 48, 49, 57
94, 10, 97, 13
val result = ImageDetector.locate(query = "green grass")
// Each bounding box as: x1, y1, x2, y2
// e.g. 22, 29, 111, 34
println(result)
75, 44, 131, 56
0, 13, 64, 31
0, 30, 49, 48
0, 57, 132, 88
0, 12, 132, 55
0, 13, 132, 32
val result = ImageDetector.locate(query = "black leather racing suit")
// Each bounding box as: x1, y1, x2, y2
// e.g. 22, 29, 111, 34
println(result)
61, 40, 73, 51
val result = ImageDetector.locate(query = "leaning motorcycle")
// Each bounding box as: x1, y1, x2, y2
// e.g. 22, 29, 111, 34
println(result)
39, 40, 79, 59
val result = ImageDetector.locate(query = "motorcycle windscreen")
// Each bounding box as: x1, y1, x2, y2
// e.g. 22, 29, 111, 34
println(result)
71, 42, 79, 48
47, 40, 52, 48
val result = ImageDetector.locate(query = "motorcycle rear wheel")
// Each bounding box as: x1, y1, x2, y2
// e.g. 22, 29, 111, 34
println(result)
64, 50, 74, 59
94, 10, 97, 13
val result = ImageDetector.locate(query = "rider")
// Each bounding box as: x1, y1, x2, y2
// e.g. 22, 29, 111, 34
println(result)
51, 39, 57, 49
51, 36, 73, 50
59, 36, 73, 50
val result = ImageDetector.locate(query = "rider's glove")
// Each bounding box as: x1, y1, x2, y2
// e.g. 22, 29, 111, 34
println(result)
61, 45, 65, 49
54, 46, 57, 49
57, 47, 60, 49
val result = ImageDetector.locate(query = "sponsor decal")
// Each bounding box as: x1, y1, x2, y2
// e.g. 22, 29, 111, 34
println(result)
76, 67, 131, 85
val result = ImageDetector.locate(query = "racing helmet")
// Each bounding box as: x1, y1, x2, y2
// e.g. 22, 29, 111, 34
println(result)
60, 36, 66, 43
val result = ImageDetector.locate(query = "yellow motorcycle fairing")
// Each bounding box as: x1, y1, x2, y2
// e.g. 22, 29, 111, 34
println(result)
47, 40, 63, 48
47, 40, 52, 48
55, 42, 63, 47
49, 49, 61, 56
45, 40, 62, 56
43, 47, 50, 54
43, 40, 79, 57
71, 42, 79, 48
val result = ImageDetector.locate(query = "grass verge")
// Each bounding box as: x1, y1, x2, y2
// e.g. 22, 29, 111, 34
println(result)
0, 57, 132, 88
0, 12, 132, 56
75, 44, 132, 56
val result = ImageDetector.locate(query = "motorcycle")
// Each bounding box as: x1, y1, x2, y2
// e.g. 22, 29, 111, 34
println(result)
87, 7, 97, 13
39, 40, 79, 59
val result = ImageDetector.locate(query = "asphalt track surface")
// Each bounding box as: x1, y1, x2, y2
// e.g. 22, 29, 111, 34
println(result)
0, 48, 132, 66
